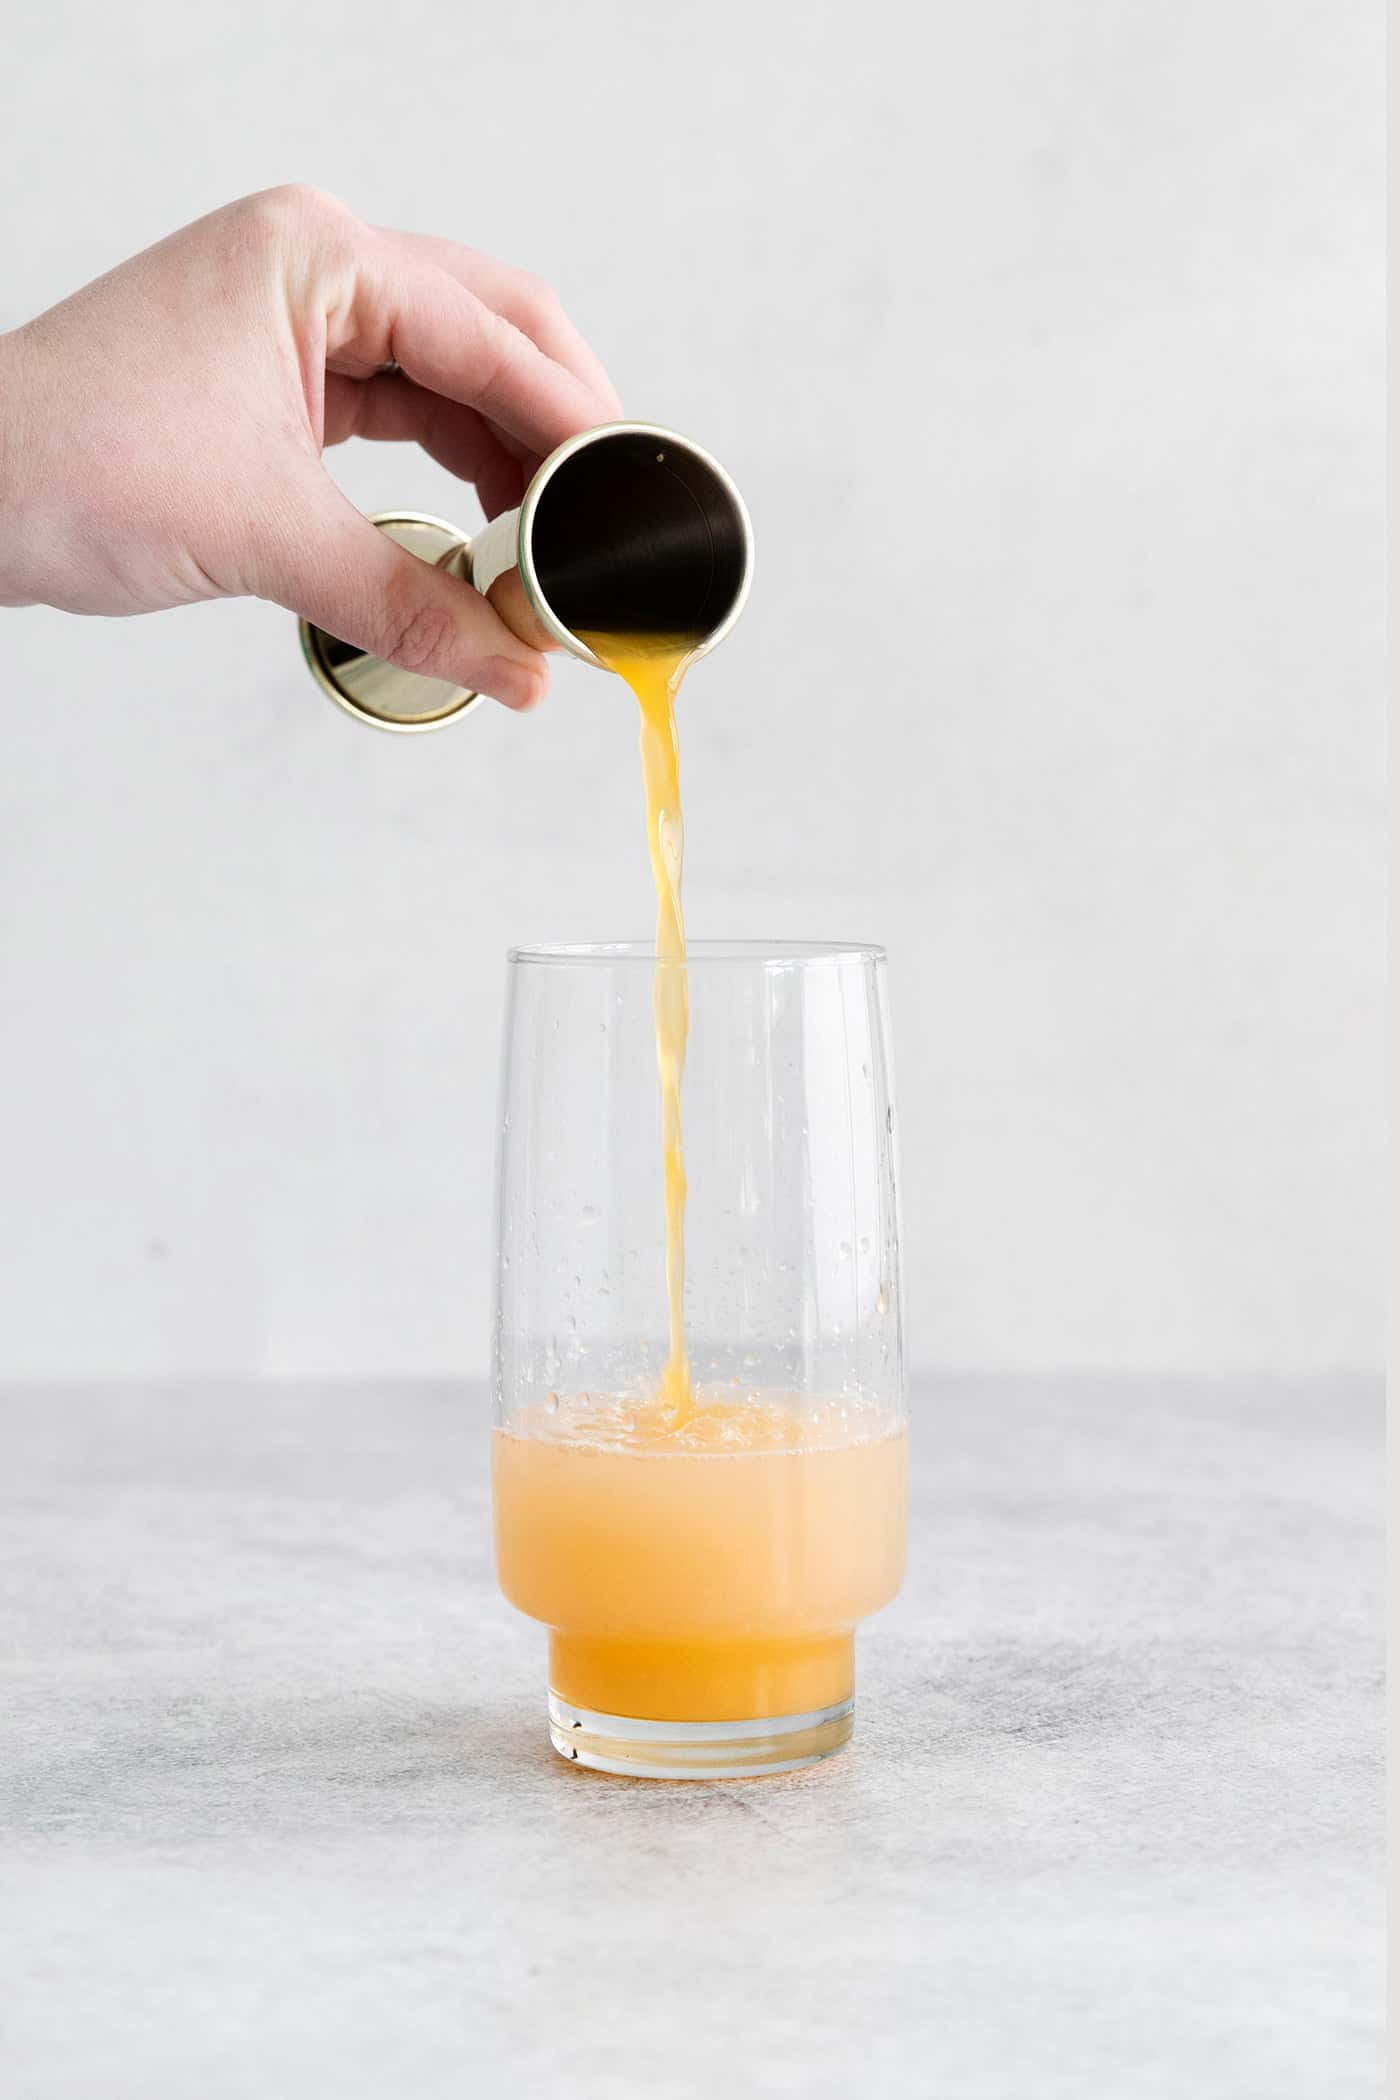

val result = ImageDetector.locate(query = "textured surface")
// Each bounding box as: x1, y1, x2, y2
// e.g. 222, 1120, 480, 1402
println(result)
0, 1377, 1383, 2098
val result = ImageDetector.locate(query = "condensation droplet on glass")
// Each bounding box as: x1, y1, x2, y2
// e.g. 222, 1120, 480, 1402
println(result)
545, 1391, 559, 1416
859, 1237, 870, 1256
877, 1285, 890, 1316
886, 1106, 893, 1133
839, 1241, 851, 1261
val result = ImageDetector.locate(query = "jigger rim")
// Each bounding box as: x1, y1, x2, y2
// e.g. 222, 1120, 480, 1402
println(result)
515, 420, 755, 669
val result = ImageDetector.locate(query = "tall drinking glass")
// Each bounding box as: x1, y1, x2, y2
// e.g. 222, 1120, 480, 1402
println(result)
492, 941, 907, 1778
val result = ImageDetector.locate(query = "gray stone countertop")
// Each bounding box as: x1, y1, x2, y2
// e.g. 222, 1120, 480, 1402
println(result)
0, 1377, 1383, 2098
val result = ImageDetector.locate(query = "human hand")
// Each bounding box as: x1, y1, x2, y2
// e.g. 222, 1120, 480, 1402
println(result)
0, 186, 622, 709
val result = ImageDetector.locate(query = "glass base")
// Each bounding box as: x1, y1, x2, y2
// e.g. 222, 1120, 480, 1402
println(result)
547, 1691, 855, 1779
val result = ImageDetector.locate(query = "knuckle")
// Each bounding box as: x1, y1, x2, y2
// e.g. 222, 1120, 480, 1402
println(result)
517, 271, 562, 326
380, 597, 456, 677
464, 309, 514, 415
243, 183, 351, 242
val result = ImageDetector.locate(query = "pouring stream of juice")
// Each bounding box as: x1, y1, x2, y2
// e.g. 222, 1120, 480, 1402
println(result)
579, 632, 696, 1424
493, 627, 910, 1748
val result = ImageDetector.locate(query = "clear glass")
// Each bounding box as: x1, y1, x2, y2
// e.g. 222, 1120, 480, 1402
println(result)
491, 941, 907, 1778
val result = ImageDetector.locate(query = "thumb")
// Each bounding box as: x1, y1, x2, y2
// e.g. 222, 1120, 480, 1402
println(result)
262, 477, 549, 711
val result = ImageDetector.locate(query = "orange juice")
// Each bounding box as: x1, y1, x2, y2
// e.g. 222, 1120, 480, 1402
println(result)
493, 631, 906, 1764
580, 633, 696, 1421
493, 1393, 908, 1722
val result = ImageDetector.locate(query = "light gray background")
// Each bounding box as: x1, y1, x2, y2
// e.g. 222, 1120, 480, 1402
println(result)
0, 0, 1384, 1382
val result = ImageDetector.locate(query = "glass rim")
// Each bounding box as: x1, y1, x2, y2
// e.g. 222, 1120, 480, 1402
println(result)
507, 939, 888, 968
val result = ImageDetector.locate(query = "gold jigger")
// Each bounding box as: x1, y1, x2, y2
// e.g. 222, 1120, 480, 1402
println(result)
299, 422, 754, 734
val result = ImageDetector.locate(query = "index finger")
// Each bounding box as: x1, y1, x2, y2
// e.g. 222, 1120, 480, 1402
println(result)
377, 228, 622, 418
323, 226, 613, 460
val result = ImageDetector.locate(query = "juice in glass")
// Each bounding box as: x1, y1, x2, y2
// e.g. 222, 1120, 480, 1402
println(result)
494, 1393, 907, 1774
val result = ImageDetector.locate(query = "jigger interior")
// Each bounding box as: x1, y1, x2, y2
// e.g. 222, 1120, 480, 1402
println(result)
519, 424, 752, 661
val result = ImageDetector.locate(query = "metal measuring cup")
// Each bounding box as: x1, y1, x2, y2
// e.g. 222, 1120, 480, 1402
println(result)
299, 421, 753, 732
